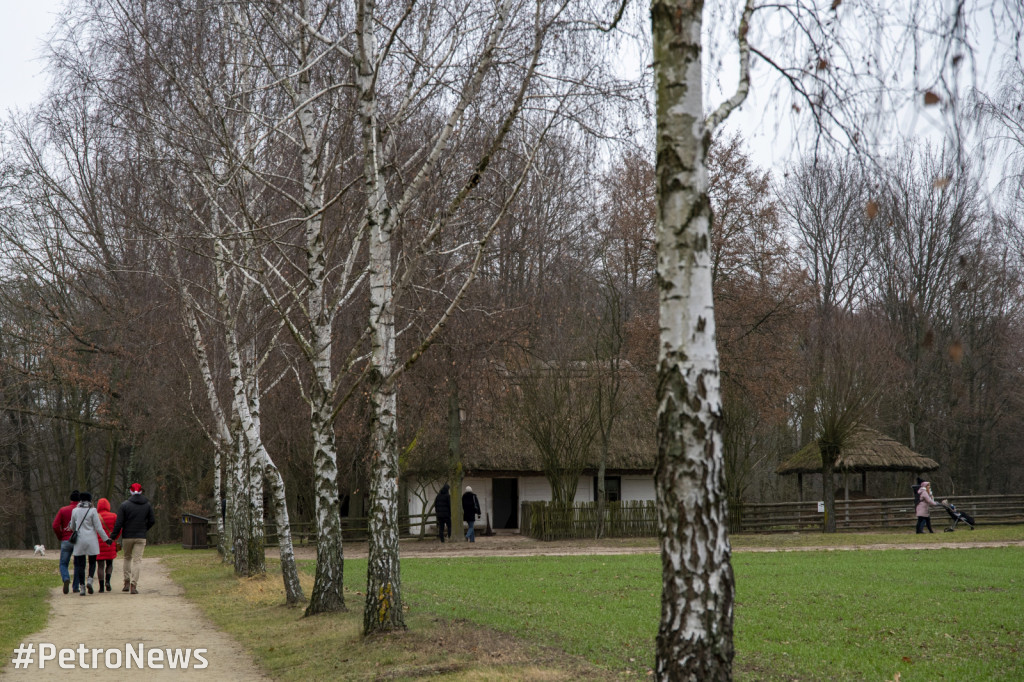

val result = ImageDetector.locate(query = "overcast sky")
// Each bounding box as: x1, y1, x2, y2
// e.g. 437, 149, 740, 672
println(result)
0, 0, 61, 114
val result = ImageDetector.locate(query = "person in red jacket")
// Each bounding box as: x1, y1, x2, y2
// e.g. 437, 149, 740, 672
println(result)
51, 490, 80, 594
95, 498, 120, 593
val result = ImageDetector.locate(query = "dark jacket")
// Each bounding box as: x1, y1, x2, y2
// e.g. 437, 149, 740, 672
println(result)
111, 494, 155, 539
434, 484, 452, 518
461, 491, 480, 520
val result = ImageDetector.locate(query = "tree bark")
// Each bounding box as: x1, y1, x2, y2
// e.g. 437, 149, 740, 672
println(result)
297, 25, 346, 613
653, 0, 735, 678
821, 444, 838, 533
449, 386, 464, 536
358, 0, 405, 634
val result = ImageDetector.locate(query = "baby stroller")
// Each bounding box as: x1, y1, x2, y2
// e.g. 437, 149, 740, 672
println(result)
940, 500, 975, 532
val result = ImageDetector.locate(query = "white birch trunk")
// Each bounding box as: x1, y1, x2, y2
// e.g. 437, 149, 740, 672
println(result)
357, 0, 404, 633
214, 442, 227, 558
247, 371, 305, 604
223, 434, 236, 565
232, 422, 251, 575
244, 365, 267, 576
296, 17, 346, 614
653, 0, 735, 678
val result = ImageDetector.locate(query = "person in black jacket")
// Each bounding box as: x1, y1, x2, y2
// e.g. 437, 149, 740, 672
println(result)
461, 486, 481, 543
111, 483, 155, 593
434, 484, 452, 542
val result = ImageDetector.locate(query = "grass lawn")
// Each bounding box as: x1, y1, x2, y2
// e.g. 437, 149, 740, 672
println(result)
730, 524, 1024, 549
8, 530, 1024, 680
0, 559, 57, 661
155, 546, 613, 680
398, 548, 1024, 680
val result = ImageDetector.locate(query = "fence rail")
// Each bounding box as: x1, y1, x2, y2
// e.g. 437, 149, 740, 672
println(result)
206, 513, 435, 549
195, 495, 1024, 548
521, 500, 658, 541
736, 494, 1024, 533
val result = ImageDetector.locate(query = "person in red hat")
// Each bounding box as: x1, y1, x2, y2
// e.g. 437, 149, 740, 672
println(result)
111, 483, 155, 594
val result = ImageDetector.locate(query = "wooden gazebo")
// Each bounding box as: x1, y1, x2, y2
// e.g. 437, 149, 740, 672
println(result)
776, 427, 940, 501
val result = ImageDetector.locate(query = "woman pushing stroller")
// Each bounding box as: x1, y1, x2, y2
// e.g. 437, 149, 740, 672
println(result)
914, 478, 938, 534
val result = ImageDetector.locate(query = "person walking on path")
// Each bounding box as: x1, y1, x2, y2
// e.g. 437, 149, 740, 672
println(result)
111, 482, 155, 594
51, 490, 80, 594
434, 483, 452, 543
95, 497, 120, 593
916, 479, 937, 534
462, 486, 481, 542
70, 492, 111, 596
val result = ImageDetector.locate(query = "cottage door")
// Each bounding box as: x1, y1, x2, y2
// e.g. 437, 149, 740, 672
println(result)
492, 478, 519, 529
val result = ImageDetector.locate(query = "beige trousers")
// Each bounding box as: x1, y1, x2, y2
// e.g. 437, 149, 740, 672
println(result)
121, 538, 147, 586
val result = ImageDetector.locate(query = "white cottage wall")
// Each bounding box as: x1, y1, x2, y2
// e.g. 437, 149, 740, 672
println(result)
407, 474, 656, 535
622, 476, 656, 502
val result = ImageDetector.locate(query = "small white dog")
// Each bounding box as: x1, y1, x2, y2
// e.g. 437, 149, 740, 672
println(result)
33, 544, 46, 557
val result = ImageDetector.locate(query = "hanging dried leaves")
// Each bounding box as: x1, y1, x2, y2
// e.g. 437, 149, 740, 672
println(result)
923, 90, 941, 105
948, 341, 964, 363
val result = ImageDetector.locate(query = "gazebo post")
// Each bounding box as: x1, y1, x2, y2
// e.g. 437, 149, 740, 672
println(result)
861, 471, 867, 494
797, 473, 803, 502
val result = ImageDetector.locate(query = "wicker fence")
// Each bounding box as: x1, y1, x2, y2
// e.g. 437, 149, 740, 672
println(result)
197, 494, 1024, 548
521, 500, 658, 541
207, 513, 434, 549
735, 494, 1024, 533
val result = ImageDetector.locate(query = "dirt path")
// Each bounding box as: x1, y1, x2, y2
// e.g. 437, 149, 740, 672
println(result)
285, 532, 1024, 560
2, 554, 269, 680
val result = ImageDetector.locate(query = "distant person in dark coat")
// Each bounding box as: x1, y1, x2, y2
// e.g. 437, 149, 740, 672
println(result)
111, 483, 155, 593
434, 484, 452, 542
462, 486, 481, 543
52, 490, 81, 594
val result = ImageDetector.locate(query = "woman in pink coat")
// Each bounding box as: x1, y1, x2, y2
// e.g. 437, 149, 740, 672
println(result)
915, 480, 937, 533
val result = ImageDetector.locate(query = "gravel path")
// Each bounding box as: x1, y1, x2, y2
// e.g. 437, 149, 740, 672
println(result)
2, 554, 269, 680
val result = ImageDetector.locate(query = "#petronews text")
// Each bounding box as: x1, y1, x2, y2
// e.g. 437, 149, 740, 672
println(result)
10, 642, 209, 670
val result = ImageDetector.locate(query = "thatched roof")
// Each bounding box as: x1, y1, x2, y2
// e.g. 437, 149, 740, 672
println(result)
776, 427, 940, 475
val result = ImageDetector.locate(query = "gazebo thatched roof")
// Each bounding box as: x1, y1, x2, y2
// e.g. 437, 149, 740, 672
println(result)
776, 427, 940, 475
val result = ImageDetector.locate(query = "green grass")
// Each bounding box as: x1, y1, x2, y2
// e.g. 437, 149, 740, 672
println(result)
7, 531, 1024, 680
732, 548, 1024, 680
161, 550, 611, 681
395, 548, 1024, 680
0, 559, 57, 660
400, 555, 659, 675
731, 524, 1024, 549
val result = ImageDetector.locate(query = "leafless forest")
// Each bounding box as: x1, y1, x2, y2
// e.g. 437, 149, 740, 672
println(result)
0, 0, 1021, 569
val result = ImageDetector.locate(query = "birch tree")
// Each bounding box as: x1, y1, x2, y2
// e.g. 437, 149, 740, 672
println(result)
651, 0, 752, 677
338, 0, 636, 634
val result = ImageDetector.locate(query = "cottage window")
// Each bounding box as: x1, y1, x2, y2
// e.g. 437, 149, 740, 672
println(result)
594, 476, 621, 502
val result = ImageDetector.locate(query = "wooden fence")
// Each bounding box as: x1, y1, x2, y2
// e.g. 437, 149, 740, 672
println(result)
197, 495, 1024, 548
206, 513, 435, 549
735, 494, 1024, 533
521, 500, 658, 541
